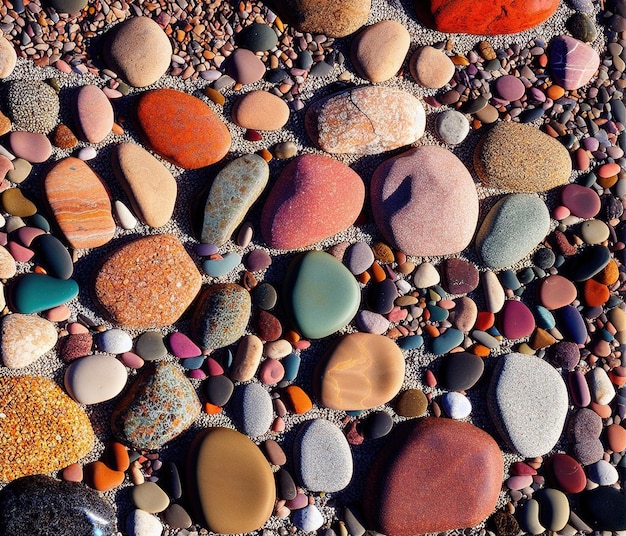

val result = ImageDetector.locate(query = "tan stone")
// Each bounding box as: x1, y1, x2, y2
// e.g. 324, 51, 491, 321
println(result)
1, 314, 57, 369
0, 36, 16, 79
230, 334, 263, 382
277, 0, 370, 37
409, 46, 455, 89
231, 91, 290, 131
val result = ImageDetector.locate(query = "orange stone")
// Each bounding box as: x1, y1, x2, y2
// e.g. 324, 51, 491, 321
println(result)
583, 279, 610, 307
594, 259, 619, 285
283, 385, 313, 414
607, 423, 626, 452
590, 401, 612, 419
105, 441, 130, 472
44, 157, 115, 249
134, 88, 231, 169
84, 460, 125, 491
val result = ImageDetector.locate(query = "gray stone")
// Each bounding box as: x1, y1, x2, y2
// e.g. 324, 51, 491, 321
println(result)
435, 110, 470, 145
234, 383, 273, 438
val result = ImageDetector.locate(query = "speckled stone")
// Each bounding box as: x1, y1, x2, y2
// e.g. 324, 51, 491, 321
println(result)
275, 0, 371, 37
191, 283, 251, 350
4, 80, 59, 134
0, 36, 16, 79
441, 257, 479, 294
0, 476, 115, 534
233, 383, 273, 437
409, 45, 455, 89
1, 313, 57, 369
111, 361, 201, 451
93, 234, 202, 328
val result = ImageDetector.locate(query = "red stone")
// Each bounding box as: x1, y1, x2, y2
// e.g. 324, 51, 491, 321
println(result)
364, 417, 503, 535
545, 453, 586, 494
134, 88, 231, 169
498, 300, 535, 340
255, 310, 282, 342
607, 423, 626, 453
583, 279, 610, 307
413, 0, 559, 35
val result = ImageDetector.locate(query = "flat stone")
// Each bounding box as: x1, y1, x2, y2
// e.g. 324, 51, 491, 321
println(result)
191, 283, 251, 350
134, 88, 231, 169
135, 331, 167, 361
94, 234, 202, 328
439, 351, 485, 391
581, 487, 626, 530
201, 154, 269, 246
305, 86, 425, 154
1, 313, 57, 369
127, 509, 164, 536
364, 418, 503, 535
282, 251, 360, 339
489, 353, 568, 457
538, 275, 578, 309
231, 91, 290, 130
442, 391, 472, 419
111, 361, 201, 450
563, 245, 611, 282
2, 188, 35, 218
413, 262, 440, 288
475, 194, 550, 269
499, 299, 536, 339
435, 109, 470, 145
47, 0, 88, 12
431, 327, 464, 355
588, 367, 615, 405
72, 85, 113, 144
0, 245, 15, 279
9, 132, 52, 163
187, 427, 275, 533
6, 158, 31, 184
474, 122, 571, 192
316, 332, 405, 410
454, 296, 478, 332
410, 45, 455, 88
203, 374, 234, 407
261, 154, 365, 250
112, 142, 177, 228
132, 481, 170, 514
202, 252, 242, 277
550, 35, 600, 90
366, 278, 398, 314
233, 383, 273, 437
295, 419, 353, 492
350, 20, 410, 82
237, 22, 278, 51
274, 0, 371, 37
65, 354, 128, 404
0, 376, 94, 481
224, 48, 266, 85
395, 389, 428, 417
371, 146, 478, 256
441, 257, 479, 294
96, 328, 132, 354
545, 453, 586, 493
560, 183, 600, 218
103, 17, 172, 87
10, 274, 79, 314
0, 476, 115, 534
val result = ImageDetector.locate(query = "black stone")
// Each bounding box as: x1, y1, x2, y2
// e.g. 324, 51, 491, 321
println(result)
266, 68, 289, 83
0, 474, 115, 536
579, 487, 626, 530
439, 351, 485, 391
158, 461, 183, 500
32, 233, 73, 280
366, 279, 397, 315
236, 22, 278, 52
276, 468, 297, 500
533, 247, 555, 270
203, 374, 234, 407
562, 245, 611, 282
253, 282, 278, 310
364, 410, 394, 439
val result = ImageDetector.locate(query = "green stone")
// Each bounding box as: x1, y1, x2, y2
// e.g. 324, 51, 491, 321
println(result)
135, 331, 167, 362
237, 22, 279, 52
11, 273, 79, 314
283, 250, 359, 339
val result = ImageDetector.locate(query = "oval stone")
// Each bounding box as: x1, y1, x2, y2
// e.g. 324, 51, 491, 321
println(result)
550, 35, 600, 90
305, 86, 425, 154
499, 299, 536, 339
9, 132, 52, 163
316, 332, 405, 410
1, 313, 57, 369
65, 354, 128, 404
475, 194, 550, 269
274, 0, 370, 37
560, 183, 601, 218
134, 89, 231, 169
545, 453, 586, 494
537, 275, 577, 309
371, 146, 478, 256
231, 91, 290, 130
187, 427, 275, 533
31, 234, 73, 280
439, 351, 485, 391
261, 154, 364, 250
11, 274, 79, 314
72, 85, 113, 143
233, 383, 274, 437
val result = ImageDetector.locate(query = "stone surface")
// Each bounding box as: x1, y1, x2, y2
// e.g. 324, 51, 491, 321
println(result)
44, 157, 115, 249
435, 109, 470, 145
305, 86, 425, 154
72, 85, 113, 143
4, 80, 59, 134
295, 419, 353, 492
201, 154, 269, 246
0, 376, 94, 481
441, 257, 479, 294
550, 35, 600, 90
475, 194, 550, 269
499, 299, 536, 339
65, 354, 128, 404
364, 418, 503, 535
0, 36, 16, 78
94, 234, 202, 328
231, 91, 290, 130
187, 427, 275, 533
104, 16, 172, 87
10, 274, 79, 314
439, 351, 485, 391
316, 332, 405, 410
134, 88, 231, 169
112, 142, 177, 228
371, 146, 478, 256
489, 353, 568, 457
233, 382, 273, 437
474, 122, 572, 192
127, 509, 164, 536
538, 275, 578, 309
275, 0, 371, 37
32, 234, 73, 280
224, 48, 266, 84
9, 131, 52, 163
1, 313, 57, 369
410, 45, 455, 88
111, 361, 201, 451
261, 154, 364, 250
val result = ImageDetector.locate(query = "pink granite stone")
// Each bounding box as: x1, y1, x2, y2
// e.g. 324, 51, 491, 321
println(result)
73, 85, 114, 143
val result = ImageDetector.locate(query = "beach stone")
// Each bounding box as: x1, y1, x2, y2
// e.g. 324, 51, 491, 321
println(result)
134, 89, 231, 169
44, 157, 115, 249
96, 328, 132, 354
192, 283, 251, 350
187, 427, 275, 533
233, 383, 273, 437
560, 183, 600, 218
111, 361, 201, 450
0, 245, 15, 279
316, 332, 405, 410
563, 245, 611, 282
6, 158, 31, 184
549, 341, 580, 370
413, 262, 440, 288
201, 154, 269, 246
588, 460, 619, 485
545, 453, 586, 493
231, 334, 263, 382
261, 154, 364, 250
9, 132, 52, 163
475, 194, 550, 269
2, 188, 35, 217
371, 146, 478, 257
224, 48, 266, 84
364, 418, 503, 535
72, 85, 113, 144
47, 0, 88, 12
395, 389, 428, 417
409, 46, 455, 88
94, 234, 201, 328
275, 0, 370, 37
283, 251, 360, 339
538, 275, 578, 309
344, 242, 374, 275
10, 274, 79, 314
294, 504, 325, 531
550, 35, 600, 90
568, 407, 602, 443
413, 0, 559, 34
454, 296, 478, 332
1, 313, 57, 369
204, 375, 234, 407
489, 353, 568, 457
0, 476, 115, 535
104, 17, 171, 87
0, 376, 94, 481
237, 22, 278, 51
65, 354, 128, 405
350, 20, 410, 82
431, 328, 464, 355
202, 252, 242, 277
588, 367, 615, 405
127, 509, 163, 536
0, 36, 16, 78
4, 80, 59, 133
295, 419, 353, 492
581, 487, 626, 531
439, 351, 484, 391
132, 482, 170, 514
135, 332, 167, 362
356, 310, 390, 334
231, 91, 290, 131
305, 86, 425, 154
112, 143, 177, 228
580, 219, 609, 244
441, 257, 479, 294
474, 122, 571, 192
366, 279, 398, 314
534, 488, 569, 532
567, 12, 598, 42
435, 110, 470, 145
31, 234, 73, 280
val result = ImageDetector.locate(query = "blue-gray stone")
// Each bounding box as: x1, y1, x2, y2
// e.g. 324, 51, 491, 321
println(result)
431, 328, 464, 355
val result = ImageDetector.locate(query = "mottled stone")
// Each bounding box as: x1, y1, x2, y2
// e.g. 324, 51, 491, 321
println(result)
1, 313, 57, 369
275, 0, 371, 37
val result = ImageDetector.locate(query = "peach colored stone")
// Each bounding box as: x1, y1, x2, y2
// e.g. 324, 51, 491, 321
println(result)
231, 91, 290, 131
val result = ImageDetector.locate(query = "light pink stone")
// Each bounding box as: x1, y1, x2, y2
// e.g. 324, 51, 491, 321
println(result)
73, 85, 114, 143
45, 305, 71, 322
549, 35, 600, 90
9, 132, 52, 163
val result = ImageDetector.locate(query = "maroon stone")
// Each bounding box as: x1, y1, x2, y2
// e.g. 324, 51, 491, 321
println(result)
255, 310, 282, 342
59, 333, 94, 363
498, 299, 535, 340
545, 453, 586, 494
560, 184, 601, 219
440, 257, 479, 295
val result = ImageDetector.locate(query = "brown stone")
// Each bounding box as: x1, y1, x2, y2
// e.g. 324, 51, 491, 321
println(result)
275, 0, 371, 37
364, 418, 503, 535
52, 124, 78, 149
395, 389, 427, 417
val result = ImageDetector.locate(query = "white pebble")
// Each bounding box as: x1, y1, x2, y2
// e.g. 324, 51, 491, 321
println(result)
126, 509, 163, 536
77, 146, 97, 161
97, 328, 133, 354
396, 278, 412, 295
442, 391, 472, 419
413, 262, 440, 288
114, 200, 138, 230
293, 504, 324, 532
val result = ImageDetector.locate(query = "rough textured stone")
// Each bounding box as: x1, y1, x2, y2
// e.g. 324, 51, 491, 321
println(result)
1, 314, 57, 369
274, 0, 371, 37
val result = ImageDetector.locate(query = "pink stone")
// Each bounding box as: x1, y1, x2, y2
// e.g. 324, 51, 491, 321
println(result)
506, 474, 534, 490
6, 241, 33, 262
285, 493, 308, 510
550, 35, 600, 90
205, 357, 224, 376
120, 352, 145, 369
537, 275, 577, 310
0, 156, 13, 181
9, 132, 52, 163
44, 304, 71, 322
224, 49, 265, 84
14, 226, 46, 247
55, 59, 72, 73
73, 85, 114, 144
498, 299, 535, 340
259, 359, 285, 385
168, 331, 202, 358
188, 369, 206, 379
67, 322, 90, 334
552, 205, 570, 220
560, 183, 601, 218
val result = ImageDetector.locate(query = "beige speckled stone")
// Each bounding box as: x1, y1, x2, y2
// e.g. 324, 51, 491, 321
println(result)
0, 245, 16, 279
276, 0, 370, 37
0, 36, 16, 79
1, 314, 57, 369
409, 46, 456, 89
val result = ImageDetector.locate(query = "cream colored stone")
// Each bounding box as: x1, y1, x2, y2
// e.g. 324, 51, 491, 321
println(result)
0, 36, 17, 79
231, 334, 263, 382
409, 46, 455, 89
231, 91, 290, 131
1, 313, 57, 369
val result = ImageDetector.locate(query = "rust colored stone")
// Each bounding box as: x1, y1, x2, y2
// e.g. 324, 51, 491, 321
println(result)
84, 461, 125, 491
51, 124, 78, 149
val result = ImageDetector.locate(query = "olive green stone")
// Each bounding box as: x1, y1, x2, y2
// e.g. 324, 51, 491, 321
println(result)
395, 389, 428, 418
11, 273, 79, 314
1, 188, 37, 217
135, 331, 167, 361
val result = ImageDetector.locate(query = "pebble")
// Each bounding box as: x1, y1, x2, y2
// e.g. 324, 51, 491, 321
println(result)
587, 460, 619, 486
237, 22, 278, 51
276, 0, 370, 37
234, 383, 273, 437
4, 80, 59, 133
202, 251, 242, 277
135, 332, 167, 361
0, 35, 16, 78
72, 85, 113, 144
494, 75, 526, 101
11, 273, 79, 314
395, 388, 428, 417
435, 110, 470, 145
550, 35, 600, 90
32, 234, 73, 280
413, 262, 440, 288
224, 48, 266, 84
566, 12, 598, 42
355, 309, 390, 334
6, 158, 32, 184
439, 351, 484, 391
132, 482, 170, 514
442, 391, 472, 419
1, 313, 57, 369
231, 91, 290, 130
409, 45, 455, 88
431, 328, 464, 355
204, 374, 234, 407
293, 504, 325, 531
254, 283, 278, 311
97, 328, 132, 354
126, 510, 164, 536
441, 257, 479, 294
545, 453, 586, 493
588, 367, 615, 405
534, 488, 570, 532
9, 131, 52, 163
345, 242, 374, 275
581, 487, 626, 530
538, 275, 577, 309
365, 410, 394, 439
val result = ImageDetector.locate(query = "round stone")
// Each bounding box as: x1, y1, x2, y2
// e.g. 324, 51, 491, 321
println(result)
395, 388, 428, 417
224, 48, 266, 84
274, 0, 371, 37
72, 85, 113, 143
0, 36, 17, 78
233, 383, 273, 437
132, 482, 170, 514
237, 22, 278, 51
409, 45, 455, 88
231, 91, 290, 131
435, 110, 470, 145
439, 351, 485, 391
135, 332, 167, 361
494, 75, 526, 101
4, 80, 59, 134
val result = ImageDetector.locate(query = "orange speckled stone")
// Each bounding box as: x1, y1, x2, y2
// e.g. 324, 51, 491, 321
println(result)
594, 258, 619, 285
84, 461, 125, 491
44, 157, 115, 249
93, 234, 202, 328
0, 376, 94, 482
583, 279, 610, 307
134, 88, 231, 169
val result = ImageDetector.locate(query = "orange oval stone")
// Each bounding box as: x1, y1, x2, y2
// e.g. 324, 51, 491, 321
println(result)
607, 423, 626, 452
583, 279, 610, 307
284, 385, 313, 414
84, 460, 125, 491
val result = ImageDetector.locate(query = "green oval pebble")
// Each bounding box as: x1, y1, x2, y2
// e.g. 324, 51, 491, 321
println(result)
11, 273, 79, 314
135, 331, 167, 362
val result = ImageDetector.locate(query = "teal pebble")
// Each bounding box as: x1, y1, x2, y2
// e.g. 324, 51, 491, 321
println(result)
28, 213, 51, 232
282, 353, 301, 382
202, 252, 242, 277
500, 269, 521, 291
32, 234, 73, 280
487, 326, 502, 338
426, 304, 448, 322
11, 273, 79, 314
518, 267, 535, 285
431, 328, 464, 355
398, 334, 423, 350
180, 356, 206, 370
534, 305, 556, 329
346, 410, 362, 417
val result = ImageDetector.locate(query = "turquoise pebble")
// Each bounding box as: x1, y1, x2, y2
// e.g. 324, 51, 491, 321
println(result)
431, 328, 464, 355
427, 304, 448, 322
500, 269, 521, 290
534, 305, 556, 329
180, 356, 206, 370
202, 252, 242, 277
28, 213, 51, 232
607, 296, 622, 309
11, 273, 78, 314
32, 234, 73, 280
487, 326, 502, 338
398, 334, 423, 350
599, 329, 614, 342
346, 410, 362, 417
282, 353, 301, 382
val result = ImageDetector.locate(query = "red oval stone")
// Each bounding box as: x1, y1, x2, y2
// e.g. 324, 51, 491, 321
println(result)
545, 453, 586, 494
498, 299, 535, 340
560, 183, 601, 219
537, 275, 577, 310
568, 370, 591, 407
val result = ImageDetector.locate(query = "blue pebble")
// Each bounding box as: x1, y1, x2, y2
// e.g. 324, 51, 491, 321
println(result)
282, 353, 301, 382
202, 252, 242, 277
346, 410, 362, 417
431, 328, 464, 356
534, 305, 556, 329
180, 355, 206, 370
398, 334, 424, 350
558, 305, 587, 345
427, 304, 448, 322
